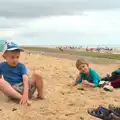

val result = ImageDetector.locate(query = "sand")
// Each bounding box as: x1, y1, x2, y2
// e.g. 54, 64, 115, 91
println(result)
0, 52, 120, 120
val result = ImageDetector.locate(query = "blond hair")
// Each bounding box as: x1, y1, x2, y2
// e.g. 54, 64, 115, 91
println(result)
76, 59, 89, 69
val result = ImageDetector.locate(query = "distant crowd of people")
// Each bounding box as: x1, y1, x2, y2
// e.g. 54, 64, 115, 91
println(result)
56, 45, 114, 52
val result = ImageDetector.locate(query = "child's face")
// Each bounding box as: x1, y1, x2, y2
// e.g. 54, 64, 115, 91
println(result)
4, 51, 20, 66
78, 63, 89, 74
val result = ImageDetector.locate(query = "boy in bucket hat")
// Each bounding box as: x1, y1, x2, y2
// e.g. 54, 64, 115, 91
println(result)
0, 42, 44, 105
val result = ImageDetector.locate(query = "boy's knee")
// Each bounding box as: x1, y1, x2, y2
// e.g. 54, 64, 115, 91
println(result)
33, 71, 43, 79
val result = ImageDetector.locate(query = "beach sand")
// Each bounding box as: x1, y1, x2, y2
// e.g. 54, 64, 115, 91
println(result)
0, 52, 120, 120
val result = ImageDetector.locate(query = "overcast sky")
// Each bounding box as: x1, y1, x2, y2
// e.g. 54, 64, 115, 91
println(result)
0, 0, 120, 46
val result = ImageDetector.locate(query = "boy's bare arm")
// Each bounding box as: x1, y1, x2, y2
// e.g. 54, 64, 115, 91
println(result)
73, 74, 80, 86
82, 80, 95, 87
20, 74, 29, 105
23, 74, 29, 96
87, 81, 95, 87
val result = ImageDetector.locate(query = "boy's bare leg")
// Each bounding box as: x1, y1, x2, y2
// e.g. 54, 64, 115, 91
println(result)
0, 79, 22, 100
31, 72, 44, 99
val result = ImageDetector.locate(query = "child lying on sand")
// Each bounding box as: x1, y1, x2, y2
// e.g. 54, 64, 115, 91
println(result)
0, 42, 44, 105
73, 59, 100, 87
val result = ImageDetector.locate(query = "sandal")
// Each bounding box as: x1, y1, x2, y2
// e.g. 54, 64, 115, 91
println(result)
88, 106, 113, 120
109, 104, 120, 117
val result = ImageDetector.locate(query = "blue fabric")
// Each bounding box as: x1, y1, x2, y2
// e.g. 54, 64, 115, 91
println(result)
0, 62, 27, 85
78, 68, 100, 87
112, 68, 120, 76
7, 42, 19, 49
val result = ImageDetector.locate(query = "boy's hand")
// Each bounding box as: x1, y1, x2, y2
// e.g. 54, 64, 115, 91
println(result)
82, 80, 89, 85
20, 94, 28, 105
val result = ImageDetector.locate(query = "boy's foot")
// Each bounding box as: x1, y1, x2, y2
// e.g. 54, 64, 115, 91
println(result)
103, 85, 114, 92
98, 81, 111, 87
31, 95, 45, 101
37, 95, 45, 100
98, 81, 106, 87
